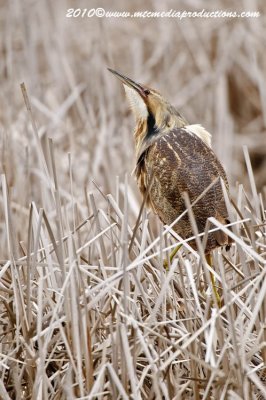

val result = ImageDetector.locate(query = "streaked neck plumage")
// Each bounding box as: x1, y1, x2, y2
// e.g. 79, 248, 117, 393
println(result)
124, 84, 212, 160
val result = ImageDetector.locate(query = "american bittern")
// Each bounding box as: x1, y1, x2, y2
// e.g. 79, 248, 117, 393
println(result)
108, 68, 232, 303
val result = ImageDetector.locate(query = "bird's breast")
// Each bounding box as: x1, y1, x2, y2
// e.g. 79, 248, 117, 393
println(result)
134, 127, 230, 251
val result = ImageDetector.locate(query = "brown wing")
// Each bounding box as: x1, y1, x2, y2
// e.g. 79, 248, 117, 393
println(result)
135, 127, 230, 251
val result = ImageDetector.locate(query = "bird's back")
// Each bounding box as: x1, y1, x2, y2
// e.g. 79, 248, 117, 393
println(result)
135, 127, 230, 253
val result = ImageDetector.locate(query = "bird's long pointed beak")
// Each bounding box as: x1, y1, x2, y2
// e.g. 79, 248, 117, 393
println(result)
108, 68, 147, 98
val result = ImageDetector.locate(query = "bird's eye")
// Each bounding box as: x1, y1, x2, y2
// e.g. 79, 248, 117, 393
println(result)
144, 89, 150, 95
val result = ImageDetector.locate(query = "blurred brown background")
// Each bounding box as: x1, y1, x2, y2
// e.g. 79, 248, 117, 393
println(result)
0, 0, 265, 243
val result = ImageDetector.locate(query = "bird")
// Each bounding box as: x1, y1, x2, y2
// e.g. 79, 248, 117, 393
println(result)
108, 68, 232, 302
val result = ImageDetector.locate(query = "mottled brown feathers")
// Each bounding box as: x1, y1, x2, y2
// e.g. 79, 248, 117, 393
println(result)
135, 127, 231, 253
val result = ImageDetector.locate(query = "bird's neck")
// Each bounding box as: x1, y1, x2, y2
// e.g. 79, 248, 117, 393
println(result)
134, 112, 187, 157
134, 118, 148, 157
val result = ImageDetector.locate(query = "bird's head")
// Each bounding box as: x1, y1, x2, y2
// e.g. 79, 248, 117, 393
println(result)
108, 68, 188, 147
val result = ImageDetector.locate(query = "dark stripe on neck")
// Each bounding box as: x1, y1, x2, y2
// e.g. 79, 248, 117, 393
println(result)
145, 111, 157, 139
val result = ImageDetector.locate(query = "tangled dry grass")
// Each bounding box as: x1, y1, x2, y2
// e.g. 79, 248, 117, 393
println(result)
0, 0, 266, 399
